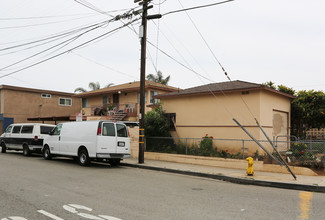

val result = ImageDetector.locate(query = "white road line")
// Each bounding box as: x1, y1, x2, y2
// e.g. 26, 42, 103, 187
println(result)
98, 215, 123, 220
37, 210, 65, 220
1, 217, 28, 220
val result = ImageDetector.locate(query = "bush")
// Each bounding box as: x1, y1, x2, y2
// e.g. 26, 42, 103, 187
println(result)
199, 134, 214, 156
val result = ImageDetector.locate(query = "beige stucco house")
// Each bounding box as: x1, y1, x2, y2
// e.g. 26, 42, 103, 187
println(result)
0, 85, 82, 133
75, 80, 179, 122
156, 80, 295, 155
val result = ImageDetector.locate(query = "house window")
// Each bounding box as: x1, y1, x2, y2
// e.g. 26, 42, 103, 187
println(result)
165, 113, 176, 131
150, 91, 159, 104
59, 98, 72, 106
102, 95, 108, 106
82, 98, 88, 108
41, 93, 51, 98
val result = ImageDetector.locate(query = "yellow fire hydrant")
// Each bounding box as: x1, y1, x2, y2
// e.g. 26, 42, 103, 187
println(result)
246, 157, 254, 176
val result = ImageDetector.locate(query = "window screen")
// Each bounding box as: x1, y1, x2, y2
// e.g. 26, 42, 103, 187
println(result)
21, 126, 33, 134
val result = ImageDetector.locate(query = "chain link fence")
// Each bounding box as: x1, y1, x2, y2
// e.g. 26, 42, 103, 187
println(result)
145, 137, 325, 169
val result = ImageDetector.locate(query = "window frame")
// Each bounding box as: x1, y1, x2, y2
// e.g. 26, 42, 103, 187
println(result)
102, 123, 116, 137
41, 93, 51, 98
21, 125, 34, 134
12, 126, 22, 134
59, 97, 72, 106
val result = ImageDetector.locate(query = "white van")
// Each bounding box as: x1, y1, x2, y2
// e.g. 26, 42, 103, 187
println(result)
0, 123, 56, 156
42, 120, 130, 166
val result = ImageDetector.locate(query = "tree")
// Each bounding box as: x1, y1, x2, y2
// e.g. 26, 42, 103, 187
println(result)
74, 81, 114, 93
277, 85, 296, 96
291, 90, 325, 138
144, 105, 170, 137
146, 70, 170, 85
263, 81, 276, 89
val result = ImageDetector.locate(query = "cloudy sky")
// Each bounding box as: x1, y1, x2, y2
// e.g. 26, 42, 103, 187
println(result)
0, 0, 324, 93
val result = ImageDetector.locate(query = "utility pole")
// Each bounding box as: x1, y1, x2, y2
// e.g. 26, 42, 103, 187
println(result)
135, 0, 160, 163
135, 0, 149, 164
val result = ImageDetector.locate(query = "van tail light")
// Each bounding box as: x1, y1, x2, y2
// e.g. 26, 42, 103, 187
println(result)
97, 127, 102, 136
128, 129, 130, 137
34, 136, 38, 141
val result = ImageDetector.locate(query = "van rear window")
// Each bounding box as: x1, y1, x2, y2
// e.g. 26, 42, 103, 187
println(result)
102, 123, 115, 137
21, 126, 33, 134
41, 126, 54, 134
116, 124, 128, 137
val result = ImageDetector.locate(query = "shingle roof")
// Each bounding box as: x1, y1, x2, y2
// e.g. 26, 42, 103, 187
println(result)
155, 80, 295, 99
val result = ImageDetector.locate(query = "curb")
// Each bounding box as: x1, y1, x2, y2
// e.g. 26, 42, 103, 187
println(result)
121, 162, 325, 193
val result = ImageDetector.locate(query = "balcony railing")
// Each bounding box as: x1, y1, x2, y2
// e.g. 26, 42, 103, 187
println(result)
84, 103, 138, 117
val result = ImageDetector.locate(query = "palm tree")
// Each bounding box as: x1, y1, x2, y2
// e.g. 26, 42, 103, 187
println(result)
74, 81, 114, 93
146, 71, 170, 85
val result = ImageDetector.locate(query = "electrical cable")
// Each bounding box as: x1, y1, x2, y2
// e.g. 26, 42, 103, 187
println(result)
0, 18, 141, 79
0, 14, 99, 30
0, 19, 114, 58
0, 21, 111, 71
72, 52, 138, 80
163, 0, 235, 16
177, 0, 230, 81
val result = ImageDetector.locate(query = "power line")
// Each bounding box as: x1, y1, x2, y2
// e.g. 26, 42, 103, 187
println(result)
0, 18, 140, 79
0, 21, 111, 71
177, 0, 231, 81
163, 0, 235, 16
72, 52, 138, 80
0, 14, 99, 30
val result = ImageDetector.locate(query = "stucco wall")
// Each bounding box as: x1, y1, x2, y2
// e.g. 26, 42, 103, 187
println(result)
2, 89, 81, 124
160, 90, 291, 155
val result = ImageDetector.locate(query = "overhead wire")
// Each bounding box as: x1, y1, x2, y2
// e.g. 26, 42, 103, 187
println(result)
0, 18, 141, 79
176, 0, 262, 126
0, 14, 99, 30
163, 0, 235, 16
177, 0, 230, 81
0, 20, 111, 53
0, 20, 112, 71
72, 52, 139, 80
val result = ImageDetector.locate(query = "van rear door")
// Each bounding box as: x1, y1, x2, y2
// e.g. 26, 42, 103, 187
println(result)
115, 123, 130, 154
97, 122, 117, 153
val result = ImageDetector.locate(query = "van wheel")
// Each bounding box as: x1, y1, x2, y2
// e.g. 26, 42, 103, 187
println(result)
23, 145, 31, 156
1, 142, 6, 153
109, 159, 121, 166
78, 149, 90, 166
43, 146, 52, 160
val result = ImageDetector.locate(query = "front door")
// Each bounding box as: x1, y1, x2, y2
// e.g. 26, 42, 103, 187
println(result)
46, 124, 62, 154
113, 94, 119, 109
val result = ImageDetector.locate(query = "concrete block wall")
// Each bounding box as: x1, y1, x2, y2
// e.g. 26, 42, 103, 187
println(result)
129, 127, 139, 158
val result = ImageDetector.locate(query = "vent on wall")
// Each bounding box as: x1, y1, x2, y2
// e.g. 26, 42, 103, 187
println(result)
242, 91, 250, 95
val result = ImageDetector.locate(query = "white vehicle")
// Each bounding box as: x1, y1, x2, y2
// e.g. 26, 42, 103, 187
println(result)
0, 123, 56, 156
42, 120, 130, 166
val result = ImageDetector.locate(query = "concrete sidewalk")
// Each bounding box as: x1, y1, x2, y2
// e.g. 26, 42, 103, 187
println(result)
121, 158, 325, 193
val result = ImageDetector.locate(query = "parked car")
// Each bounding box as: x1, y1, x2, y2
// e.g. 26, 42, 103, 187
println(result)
0, 123, 56, 156
42, 120, 130, 166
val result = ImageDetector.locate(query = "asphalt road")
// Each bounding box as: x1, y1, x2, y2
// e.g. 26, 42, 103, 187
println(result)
0, 151, 324, 220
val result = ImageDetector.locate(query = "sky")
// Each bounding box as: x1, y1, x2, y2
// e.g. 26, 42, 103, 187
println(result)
0, 0, 324, 93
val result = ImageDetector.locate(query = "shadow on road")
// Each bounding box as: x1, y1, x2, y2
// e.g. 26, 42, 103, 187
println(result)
1, 150, 125, 169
